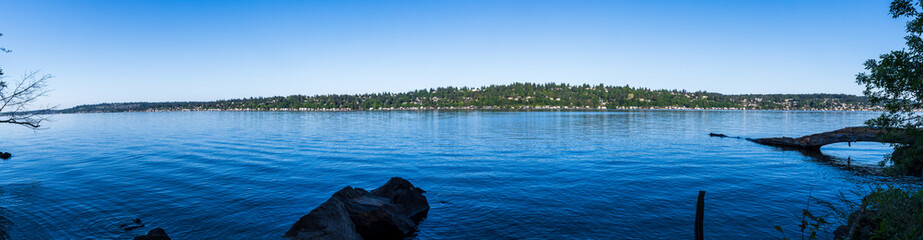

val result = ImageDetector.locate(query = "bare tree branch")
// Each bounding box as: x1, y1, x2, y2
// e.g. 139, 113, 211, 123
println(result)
0, 70, 54, 129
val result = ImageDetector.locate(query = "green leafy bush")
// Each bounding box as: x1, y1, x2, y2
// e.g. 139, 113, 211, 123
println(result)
865, 186, 923, 239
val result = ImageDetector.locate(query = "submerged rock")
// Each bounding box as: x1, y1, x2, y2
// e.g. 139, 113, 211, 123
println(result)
133, 228, 171, 240
120, 218, 145, 231
284, 177, 429, 240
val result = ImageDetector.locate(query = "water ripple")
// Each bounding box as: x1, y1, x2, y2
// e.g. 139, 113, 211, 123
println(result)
0, 110, 898, 239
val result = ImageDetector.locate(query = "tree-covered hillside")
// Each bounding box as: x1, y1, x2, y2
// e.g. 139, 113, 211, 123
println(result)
60, 83, 875, 113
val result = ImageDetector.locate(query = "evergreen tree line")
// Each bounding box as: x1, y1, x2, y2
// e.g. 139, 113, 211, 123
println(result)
59, 83, 874, 113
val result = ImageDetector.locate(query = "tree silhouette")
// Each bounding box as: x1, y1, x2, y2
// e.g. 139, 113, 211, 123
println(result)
857, 0, 923, 175
0, 33, 53, 129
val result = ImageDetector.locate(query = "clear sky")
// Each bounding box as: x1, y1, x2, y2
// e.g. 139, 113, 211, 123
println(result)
0, 0, 910, 108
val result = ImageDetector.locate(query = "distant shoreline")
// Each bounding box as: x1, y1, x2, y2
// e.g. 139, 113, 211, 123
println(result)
56, 106, 884, 114
56, 83, 879, 114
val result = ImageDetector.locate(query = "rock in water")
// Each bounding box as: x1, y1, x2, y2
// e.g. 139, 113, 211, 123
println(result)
285, 193, 363, 240
133, 228, 170, 240
0, 152, 10, 160
371, 177, 430, 223
284, 177, 430, 240
120, 218, 145, 231
708, 133, 729, 138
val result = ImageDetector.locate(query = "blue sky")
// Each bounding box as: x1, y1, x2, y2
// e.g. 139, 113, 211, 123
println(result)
0, 0, 909, 108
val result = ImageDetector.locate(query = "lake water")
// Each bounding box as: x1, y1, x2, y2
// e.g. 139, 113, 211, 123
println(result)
0, 111, 902, 239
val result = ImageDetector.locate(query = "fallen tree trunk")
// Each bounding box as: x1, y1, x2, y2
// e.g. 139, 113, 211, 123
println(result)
747, 126, 904, 150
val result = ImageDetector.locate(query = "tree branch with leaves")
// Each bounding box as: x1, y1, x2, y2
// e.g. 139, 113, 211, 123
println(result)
857, 0, 923, 176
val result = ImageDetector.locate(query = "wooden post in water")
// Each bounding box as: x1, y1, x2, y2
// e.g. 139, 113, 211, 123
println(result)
695, 191, 705, 240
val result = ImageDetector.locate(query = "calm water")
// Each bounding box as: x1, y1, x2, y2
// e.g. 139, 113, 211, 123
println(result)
0, 111, 902, 239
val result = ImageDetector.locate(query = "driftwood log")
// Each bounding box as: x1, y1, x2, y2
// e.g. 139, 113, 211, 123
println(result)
747, 127, 904, 150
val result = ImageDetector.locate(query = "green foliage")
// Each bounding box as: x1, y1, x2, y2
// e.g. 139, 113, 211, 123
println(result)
800, 209, 830, 240
858, 0, 923, 176
60, 83, 874, 113
865, 186, 923, 239
778, 186, 923, 240
775, 190, 832, 240
813, 190, 865, 229
881, 136, 923, 176
773, 209, 829, 240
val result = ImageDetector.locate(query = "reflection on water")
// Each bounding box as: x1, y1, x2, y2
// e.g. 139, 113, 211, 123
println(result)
0, 110, 905, 239
821, 142, 893, 166
757, 142, 894, 175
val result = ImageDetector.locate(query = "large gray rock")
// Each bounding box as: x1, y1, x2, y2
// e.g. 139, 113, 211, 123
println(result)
284, 177, 429, 240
